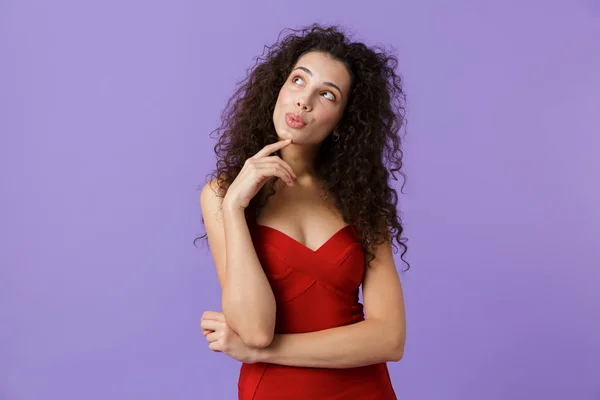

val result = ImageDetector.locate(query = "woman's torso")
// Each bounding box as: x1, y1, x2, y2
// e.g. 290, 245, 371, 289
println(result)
237, 180, 397, 399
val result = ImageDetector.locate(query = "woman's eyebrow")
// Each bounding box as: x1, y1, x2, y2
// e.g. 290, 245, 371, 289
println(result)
292, 66, 344, 100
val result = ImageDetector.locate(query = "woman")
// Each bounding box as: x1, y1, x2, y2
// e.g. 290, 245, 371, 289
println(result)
197, 23, 409, 399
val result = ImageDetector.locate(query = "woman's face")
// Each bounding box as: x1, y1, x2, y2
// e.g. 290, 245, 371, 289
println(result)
273, 51, 351, 145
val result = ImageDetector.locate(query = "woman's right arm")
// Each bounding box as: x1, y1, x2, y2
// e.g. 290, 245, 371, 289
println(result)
201, 139, 296, 348
200, 179, 276, 348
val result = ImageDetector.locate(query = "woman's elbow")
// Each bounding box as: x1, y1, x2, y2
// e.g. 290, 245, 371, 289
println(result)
240, 330, 274, 348
389, 347, 404, 362
388, 336, 405, 362
239, 313, 275, 348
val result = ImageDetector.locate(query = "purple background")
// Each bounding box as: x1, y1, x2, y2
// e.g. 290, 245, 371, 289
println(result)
1, 0, 599, 399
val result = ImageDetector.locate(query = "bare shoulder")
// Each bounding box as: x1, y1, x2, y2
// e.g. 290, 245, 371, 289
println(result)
200, 177, 228, 290
200, 178, 226, 227
200, 176, 225, 209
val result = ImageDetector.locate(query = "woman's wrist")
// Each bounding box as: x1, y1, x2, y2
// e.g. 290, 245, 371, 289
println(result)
222, 197, 245, 214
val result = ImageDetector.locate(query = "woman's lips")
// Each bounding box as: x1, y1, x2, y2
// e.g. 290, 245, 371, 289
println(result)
285, 113, 306, 129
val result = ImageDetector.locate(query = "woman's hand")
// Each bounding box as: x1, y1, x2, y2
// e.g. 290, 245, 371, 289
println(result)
201, 311, 259, 364
223, 139, 297, 210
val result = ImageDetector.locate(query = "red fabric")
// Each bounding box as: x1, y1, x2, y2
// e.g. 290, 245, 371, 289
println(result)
238, 219, 397, 400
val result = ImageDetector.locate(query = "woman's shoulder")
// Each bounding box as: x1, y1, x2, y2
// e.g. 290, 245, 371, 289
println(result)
199, 176, 230, 215
203, 175, 230, 196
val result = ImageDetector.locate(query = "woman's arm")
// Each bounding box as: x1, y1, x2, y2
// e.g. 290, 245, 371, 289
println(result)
255, 319, 401, 369
253, 236, 406, 368
200, 179, 276, 348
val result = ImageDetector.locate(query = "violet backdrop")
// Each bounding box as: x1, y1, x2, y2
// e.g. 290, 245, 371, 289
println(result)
1, 0, 599, 399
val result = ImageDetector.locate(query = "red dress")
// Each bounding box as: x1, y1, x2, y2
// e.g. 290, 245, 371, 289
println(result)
238, 218, 397, 399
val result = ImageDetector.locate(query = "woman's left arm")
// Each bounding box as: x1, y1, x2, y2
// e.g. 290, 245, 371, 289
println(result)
255, 237, 406, 369
202, 236, 407, 369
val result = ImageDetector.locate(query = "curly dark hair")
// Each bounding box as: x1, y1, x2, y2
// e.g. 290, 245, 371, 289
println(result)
195, 23, 410, 272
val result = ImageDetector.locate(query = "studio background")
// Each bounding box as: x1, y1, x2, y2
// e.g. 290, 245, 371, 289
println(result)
1, 0, 599, 399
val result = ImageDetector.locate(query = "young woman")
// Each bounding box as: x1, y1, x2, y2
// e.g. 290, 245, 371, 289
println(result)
197, 23, 410, 399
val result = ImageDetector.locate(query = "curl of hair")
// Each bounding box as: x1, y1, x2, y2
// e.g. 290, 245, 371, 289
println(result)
195, 23, 410, 272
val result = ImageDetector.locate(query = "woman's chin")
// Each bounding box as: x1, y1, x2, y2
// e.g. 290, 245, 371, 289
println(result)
276, 130, 295, 141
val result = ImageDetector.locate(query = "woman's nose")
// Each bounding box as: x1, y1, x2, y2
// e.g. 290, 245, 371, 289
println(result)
296, 97, 312, 111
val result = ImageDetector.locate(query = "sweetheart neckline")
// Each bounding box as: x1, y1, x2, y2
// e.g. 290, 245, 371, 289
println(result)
250, 221, 353, 253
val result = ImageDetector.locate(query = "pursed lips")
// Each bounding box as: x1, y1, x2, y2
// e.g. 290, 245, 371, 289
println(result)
286, 112, 307, 127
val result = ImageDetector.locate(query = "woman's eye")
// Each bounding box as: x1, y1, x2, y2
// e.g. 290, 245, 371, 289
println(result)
291, 76, 335, 101
322, 92, 335, 101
